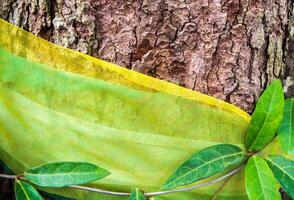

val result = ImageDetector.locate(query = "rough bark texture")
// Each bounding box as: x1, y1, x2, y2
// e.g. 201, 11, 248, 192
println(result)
0, 0, 293, 112
0, 0, 293, 200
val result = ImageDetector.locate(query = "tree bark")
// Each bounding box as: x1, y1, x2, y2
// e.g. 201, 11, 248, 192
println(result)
1, 0, 293, 112
0, 0, 293, 199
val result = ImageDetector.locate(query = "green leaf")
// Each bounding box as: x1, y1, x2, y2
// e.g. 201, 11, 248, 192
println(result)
162, 144, 247, 190
278, 98, 294, 154
14, 179, 44, 200
24, 162, 110, 187
245, 80, 284, 152
149, 197, 163, 200
129, 188, 146, 200
245, 156, 281, 200
266, 155, 294, 198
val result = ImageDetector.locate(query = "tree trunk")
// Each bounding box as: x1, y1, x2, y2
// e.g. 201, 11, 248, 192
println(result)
0, 0, 293, 199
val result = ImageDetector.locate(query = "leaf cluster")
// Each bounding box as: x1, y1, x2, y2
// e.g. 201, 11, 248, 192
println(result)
160, 80, 293, 200
4, 80, 294, 200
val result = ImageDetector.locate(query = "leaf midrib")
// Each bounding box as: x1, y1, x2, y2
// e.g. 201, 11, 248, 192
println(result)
253, 158, 268, 199
25, 171, 102, 178
249, 84, 279, 150
136, 189, 139, 200
165, 151, 243, 187
18, 181, 31, 200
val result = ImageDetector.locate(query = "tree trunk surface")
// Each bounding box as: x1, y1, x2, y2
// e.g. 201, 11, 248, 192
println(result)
0, 0, 293, 199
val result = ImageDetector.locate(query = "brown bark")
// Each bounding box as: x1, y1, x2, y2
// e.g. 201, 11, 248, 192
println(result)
0, 0, 293, 112
0, 0, 293, 200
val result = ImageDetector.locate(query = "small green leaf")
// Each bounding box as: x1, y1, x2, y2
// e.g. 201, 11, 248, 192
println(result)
129, 188, 146, 200
266, 155, 294, 198
245, 156, 281, 200
14, 179, 44, 200
162, 144, 247, 190
278, 98, 294, 154
245, 80, 284, 152
24, 162, 110, 187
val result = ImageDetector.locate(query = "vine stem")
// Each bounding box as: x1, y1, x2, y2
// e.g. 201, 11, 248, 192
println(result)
0, 164, 245, 197
0, 174, 16, 179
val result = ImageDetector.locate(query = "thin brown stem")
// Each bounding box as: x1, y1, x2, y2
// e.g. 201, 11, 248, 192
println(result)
0, 174, 16, 180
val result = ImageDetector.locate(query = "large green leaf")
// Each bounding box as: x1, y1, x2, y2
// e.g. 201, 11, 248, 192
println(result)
278, 98, 294, 154
129, 188, 146, 200
266, 155, 294, 198
162, 144, 247, 190
24, 162, 110, 187
245, 156, 280, 200
14, 179, 44, 200
245, 80, 284, 152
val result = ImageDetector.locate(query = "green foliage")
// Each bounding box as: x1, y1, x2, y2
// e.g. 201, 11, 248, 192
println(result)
278, 98, 294, 154
14, 180, 43, 200
24, 162, 110, 187
245, 156, 280, 200
245, 80, 284, 152
129, 188, 146, 200
266, 155, 294, 198
162, 144, 247, 190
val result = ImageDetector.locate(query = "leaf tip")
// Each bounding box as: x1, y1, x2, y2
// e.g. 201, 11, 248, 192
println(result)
101, 168, 111, 177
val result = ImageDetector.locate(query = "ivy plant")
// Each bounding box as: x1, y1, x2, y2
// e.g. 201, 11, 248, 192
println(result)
161, 80, 294, 200
0, 79, 293, 200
